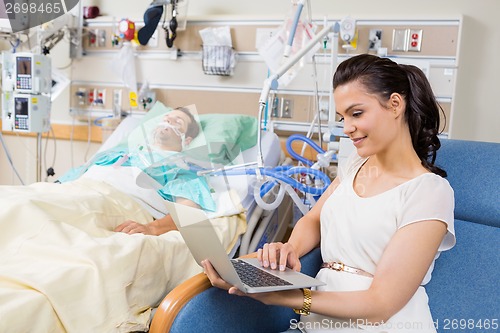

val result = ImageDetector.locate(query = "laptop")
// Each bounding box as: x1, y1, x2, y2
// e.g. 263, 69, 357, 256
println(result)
165, 200, 325, 293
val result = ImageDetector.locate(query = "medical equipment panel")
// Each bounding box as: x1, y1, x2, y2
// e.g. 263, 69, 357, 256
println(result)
12, 94, 51, 133
13, 53, 51, 94
1, 52, 52, 133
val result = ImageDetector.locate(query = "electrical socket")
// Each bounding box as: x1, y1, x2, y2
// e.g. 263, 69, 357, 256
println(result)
113, 89, 122, 116
88, 31, 97, 47
392, 28, 409, 52
271, 96, 279, 118
280, 98, 293, 118
96, 29, 106, 47
87, 88, 95, 104
408, 29, 423, 52
319, 100, 329, 121
113, 89, 122, 107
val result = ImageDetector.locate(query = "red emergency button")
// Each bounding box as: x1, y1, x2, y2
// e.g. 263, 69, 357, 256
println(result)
412, 33, 419, 39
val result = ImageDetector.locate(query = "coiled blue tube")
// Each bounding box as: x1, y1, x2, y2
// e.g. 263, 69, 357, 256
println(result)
212, 165, 331, 197
286, 134, 326, 167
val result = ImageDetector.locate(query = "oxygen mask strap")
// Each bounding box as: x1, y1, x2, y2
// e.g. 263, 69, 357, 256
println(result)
159, 122, 187, 149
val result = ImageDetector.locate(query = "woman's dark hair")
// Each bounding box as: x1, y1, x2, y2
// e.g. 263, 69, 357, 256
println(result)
333, 54, 447, 177
174, 106, 200, 139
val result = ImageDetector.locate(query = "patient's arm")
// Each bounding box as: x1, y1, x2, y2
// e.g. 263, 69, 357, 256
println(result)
114, 197, 200, 236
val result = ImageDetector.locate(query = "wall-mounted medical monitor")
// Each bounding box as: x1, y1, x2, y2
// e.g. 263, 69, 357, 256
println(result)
16, 56, 32, 90
14, 53, 51, 94
13, 94, 51, 133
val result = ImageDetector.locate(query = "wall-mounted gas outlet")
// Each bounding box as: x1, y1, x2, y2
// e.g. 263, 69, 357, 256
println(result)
75, 88, 87, 105
140, 91, 156, 110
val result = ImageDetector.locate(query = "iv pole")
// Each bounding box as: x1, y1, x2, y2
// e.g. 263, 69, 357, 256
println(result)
256, 21, 340, 169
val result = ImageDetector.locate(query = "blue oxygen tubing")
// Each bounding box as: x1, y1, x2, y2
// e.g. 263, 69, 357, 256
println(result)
286, 133, 326, 166
210, 165, 330, 197
200, 133, 334, 212
207, 164, 331, 212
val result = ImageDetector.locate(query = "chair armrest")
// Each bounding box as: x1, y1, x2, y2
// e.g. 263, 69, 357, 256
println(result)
149, 272, 211, 333
150, 249, 322, 333
149, 252, 258, 333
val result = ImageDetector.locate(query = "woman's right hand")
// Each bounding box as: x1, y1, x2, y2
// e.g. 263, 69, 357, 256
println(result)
257, 242, 301, 272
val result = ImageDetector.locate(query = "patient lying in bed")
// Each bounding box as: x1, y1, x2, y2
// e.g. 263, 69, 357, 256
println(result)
0, 104, 250, 332
60, 106, 216, 236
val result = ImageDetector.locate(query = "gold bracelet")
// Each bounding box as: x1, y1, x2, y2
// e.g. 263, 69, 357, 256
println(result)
293, 288, 312, 316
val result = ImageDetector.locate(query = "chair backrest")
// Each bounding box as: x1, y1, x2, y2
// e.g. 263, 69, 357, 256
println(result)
427, 139, 500, 332
435, 139, 500, 226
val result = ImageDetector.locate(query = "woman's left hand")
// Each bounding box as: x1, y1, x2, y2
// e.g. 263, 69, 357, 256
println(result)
201, 259, 295, 306
201, 259, 244, 295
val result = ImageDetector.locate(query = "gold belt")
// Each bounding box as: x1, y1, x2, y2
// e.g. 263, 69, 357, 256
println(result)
321, 261, 373, 278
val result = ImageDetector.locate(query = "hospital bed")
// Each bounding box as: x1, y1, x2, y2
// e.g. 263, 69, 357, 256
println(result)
0, 104, 292, 332
99, 107, 293, 256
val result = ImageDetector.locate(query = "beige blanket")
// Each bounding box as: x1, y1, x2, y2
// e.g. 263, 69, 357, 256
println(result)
0, 178, 246, 332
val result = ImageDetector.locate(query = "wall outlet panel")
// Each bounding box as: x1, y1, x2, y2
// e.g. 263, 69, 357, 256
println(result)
392, 28, 409, 52
408, 29, 423, 52
280, 98, 293, 118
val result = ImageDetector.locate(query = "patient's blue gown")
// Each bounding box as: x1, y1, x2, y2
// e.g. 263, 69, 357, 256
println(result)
58, 144, 216, 212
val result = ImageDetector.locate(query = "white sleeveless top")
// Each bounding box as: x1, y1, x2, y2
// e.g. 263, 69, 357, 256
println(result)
300, 153, 455, 333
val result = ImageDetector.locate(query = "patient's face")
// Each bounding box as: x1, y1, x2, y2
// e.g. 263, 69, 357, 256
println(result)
152, 110, 193, 150
163, 110, 191, 135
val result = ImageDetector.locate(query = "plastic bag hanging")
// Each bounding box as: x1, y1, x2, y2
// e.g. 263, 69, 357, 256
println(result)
199, 26, 236, 76
257, 2, 319, 87
112, 42, 138, 108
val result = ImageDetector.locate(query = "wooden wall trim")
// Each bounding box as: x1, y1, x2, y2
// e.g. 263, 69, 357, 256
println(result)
1, 120, 102, 143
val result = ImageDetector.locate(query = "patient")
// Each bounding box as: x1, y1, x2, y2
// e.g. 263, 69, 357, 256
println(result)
116, 107, 215, 235
59, 106, 215, 236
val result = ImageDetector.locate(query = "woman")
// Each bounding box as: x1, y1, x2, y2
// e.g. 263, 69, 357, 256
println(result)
202, 54, 455, 332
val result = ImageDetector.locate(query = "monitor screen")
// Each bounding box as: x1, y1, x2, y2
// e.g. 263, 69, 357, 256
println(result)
16, 56, 31, 76
14, 97, 29, 116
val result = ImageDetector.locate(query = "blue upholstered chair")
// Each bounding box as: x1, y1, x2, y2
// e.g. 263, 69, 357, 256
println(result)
149, 139, 500, 333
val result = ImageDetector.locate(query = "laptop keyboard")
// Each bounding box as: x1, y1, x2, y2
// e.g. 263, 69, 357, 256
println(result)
231, 259, 292, 287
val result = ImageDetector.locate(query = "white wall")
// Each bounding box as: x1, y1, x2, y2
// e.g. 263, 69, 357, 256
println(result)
1, 0, 498, 185
91, 0, 500, 143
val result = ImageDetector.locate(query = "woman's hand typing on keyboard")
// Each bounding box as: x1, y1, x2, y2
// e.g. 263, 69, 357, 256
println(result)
201, 259, 304, 308
257, 242, 302, 272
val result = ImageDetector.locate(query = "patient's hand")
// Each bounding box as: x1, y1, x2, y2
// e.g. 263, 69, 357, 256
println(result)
114, 220, 155, 235
114, 215, 178, 235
